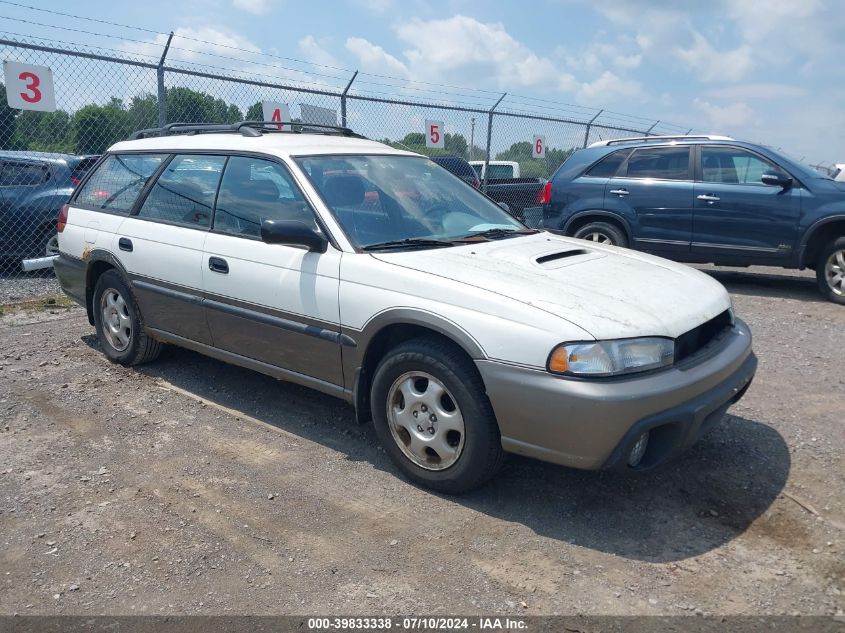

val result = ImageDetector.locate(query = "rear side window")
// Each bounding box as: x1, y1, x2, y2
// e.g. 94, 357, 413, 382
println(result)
624, 146, 691, 180
214, 156, 316, 239
585, 149, 631, 178
0, 161, 50, 186
75, 154, 166, 212
136, 155, 226, 229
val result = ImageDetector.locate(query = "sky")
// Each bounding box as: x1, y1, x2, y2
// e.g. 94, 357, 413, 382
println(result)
2, 0, 843, 165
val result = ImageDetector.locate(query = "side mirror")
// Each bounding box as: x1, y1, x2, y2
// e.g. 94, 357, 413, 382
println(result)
260, 220, 328, 253
497, 201, 511, 213
761, 170, 792, 188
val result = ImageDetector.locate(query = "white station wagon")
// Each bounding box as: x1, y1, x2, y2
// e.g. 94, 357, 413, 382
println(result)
54, 122, 757, 493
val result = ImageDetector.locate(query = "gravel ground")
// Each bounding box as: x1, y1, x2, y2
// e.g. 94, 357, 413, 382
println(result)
0, 271, 61, 305
0, 266, 842, 617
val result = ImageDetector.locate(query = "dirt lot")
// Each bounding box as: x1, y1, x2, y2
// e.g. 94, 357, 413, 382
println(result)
0, 266, 843, 617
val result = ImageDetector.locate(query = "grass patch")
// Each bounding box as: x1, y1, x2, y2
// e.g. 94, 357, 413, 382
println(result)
0, 294, 76, 315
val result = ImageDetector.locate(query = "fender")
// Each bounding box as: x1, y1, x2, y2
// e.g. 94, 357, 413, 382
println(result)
82, 248, 132, 325
562, 209, 634, 239
797, 214, 845, 267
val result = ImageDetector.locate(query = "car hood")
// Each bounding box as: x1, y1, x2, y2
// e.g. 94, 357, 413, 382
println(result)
372, 232, 730, 340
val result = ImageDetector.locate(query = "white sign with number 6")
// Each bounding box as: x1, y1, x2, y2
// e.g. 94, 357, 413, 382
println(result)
533, 135, 546, 159
4, 61, 56, 112
425, 120, 445, 149
261, 101, 291, 131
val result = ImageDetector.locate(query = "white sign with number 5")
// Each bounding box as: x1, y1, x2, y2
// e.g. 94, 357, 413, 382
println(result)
261, 101, 291, 131
4, 61, 56, 112
532, 135, 546, 159
425, 120, 445, 149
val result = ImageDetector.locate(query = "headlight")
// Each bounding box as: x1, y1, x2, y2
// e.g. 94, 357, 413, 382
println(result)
548, 337, 674, 377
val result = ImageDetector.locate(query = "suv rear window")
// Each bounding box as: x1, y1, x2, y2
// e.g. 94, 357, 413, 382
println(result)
0, 161, 50, 186
624, 146, 690, 180
75, 153, 166, 212
585, 149, 631, 178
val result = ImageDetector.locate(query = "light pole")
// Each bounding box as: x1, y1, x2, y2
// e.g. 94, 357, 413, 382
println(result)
470, 117, 476, 161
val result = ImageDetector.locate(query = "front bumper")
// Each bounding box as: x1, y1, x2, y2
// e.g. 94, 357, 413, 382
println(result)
476, 318, 756, 470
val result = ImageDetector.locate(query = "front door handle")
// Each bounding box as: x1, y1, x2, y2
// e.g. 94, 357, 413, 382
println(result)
208, 257, 229, 274
609, 188, 629, 196
697, 194, 721, 203
118, 237, 133, 252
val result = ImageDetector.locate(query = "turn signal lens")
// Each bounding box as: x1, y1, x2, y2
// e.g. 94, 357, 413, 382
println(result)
548, 346, 569, 373
57, 204, 69, 233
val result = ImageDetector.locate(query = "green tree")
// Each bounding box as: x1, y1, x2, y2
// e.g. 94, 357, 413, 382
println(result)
13, 110, 72, 152
496, 141, 575, 179
71, 101, 131, 154
127, 94, 159, 131
0, 84, 20, 150
166, 87, 242, 124
246, 102, 263, 121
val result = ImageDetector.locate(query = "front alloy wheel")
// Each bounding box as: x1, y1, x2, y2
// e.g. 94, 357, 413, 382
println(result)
100, 288, 132, 352
386, 371, 465, 470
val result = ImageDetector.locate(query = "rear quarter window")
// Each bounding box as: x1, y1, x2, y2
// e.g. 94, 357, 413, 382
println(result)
585, 149, 631, 178
74, 153, 167, 213
0, 161, 50, 186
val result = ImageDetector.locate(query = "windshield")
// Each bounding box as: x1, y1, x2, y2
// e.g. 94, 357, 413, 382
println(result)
295, 155, 524, 249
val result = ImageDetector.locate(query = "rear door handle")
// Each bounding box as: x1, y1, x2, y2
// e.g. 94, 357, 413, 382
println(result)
697, 194, 721, 203
609, 189, 629, 196
118, 237, 133, 252
208, 256, 229, 274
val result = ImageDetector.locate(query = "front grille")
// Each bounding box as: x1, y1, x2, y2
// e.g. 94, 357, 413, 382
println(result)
674, 310, 733, 363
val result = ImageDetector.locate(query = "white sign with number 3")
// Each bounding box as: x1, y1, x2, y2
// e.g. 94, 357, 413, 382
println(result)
426, 120, 445, 149
532, 135, 546, 159
4, 61, 56, 112
261, 101, 291, 131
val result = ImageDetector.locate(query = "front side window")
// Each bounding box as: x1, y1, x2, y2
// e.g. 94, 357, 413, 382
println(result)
0, 161, 50, 186
624, 146, 690, 180
701, 146, 778, 184
214, 156, 317, 239
137, 155, 225, 228
75, 153, 166, 212
296, 155, 524, 248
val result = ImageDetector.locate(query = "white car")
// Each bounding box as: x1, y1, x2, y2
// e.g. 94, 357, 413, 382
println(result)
54, 122, 757, 493
834, 164, 845, 182
469, 160, 520, 179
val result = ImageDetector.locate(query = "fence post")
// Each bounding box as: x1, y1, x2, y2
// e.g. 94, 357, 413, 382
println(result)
340, 70, 358, 128
156, 31, 174, 127
645, 120, 659, 136
482, 93, 506, 193
582, 109, 603, 148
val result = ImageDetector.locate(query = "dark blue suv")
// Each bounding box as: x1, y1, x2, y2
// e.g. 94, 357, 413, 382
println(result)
541, 135, 845, 303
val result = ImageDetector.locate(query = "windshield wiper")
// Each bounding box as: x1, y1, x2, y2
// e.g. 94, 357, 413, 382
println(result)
458, 228, 539, 241
362, 237, 456, 251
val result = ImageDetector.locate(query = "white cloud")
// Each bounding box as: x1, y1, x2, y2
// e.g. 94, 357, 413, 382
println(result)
577, 71, 645, 105
704, 83, 806, 101
692, 98, 756, 133
232, 0, 272, 14
351, 0, 393, 13
345, 37, 409, 78
298, 35, 339, 68
122, 27, 261, 62
676, 32, 754, 82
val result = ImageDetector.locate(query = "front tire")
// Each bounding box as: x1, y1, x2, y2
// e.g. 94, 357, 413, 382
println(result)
92, 270, 163, 365
370, 337, 505, 494
573, 221, 628, 247
816, 237, 845, 305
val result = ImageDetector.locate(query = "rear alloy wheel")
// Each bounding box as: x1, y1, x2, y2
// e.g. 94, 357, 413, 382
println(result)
817, 237, 845, 304
44, 233, 59, 257
573, 221, 628, 248
371, 337, 505, 494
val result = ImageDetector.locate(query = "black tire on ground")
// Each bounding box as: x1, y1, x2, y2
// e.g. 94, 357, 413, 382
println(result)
573, 221, 628, 247
92, 269, 163, 365
815, 236, 845, 305
370, 337, 505, 494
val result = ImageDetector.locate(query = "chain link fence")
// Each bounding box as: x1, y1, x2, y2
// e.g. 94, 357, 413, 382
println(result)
0, 35, 693, 278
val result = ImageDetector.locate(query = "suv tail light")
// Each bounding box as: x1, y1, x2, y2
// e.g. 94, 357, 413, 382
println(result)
537, 181, 552, 205
70, 176, 81, 186
57, 204, 69, 233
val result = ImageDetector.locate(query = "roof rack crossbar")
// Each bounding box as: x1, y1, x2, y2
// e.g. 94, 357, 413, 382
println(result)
128, 120, 366, 140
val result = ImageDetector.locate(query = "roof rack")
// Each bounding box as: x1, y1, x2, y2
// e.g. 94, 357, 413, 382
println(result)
129, 121, 366, 140
589, 135, 734, 148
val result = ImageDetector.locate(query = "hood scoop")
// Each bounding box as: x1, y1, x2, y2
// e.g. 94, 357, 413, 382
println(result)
536, 249, 588, 265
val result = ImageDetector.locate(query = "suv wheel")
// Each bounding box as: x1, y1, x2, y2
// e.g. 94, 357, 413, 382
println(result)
370, 337, 505, 494
43, 233, 59, 257
573, 221, 628, 247
817, 237, 845, 304
93, 270, 163, 365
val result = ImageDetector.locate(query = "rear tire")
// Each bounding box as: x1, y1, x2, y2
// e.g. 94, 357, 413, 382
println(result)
573, 221, 628, 247
816, 237, 845, 304
370, 337, 505, 494
92, 270, 163, 365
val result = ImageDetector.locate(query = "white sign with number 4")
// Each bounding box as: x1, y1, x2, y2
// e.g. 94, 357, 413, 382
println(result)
261, 101, 291, 131
533, 135, 546, 159
425, 120, 445, 149
4, 61, 56, 112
